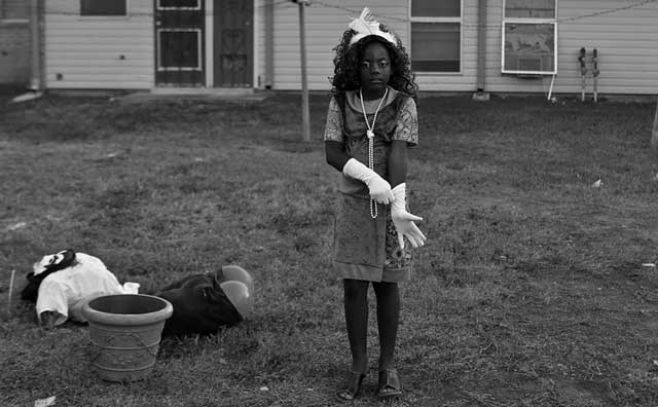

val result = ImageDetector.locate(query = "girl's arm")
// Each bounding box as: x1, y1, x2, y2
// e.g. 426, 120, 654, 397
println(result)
388, 98, 426, 249
389, 96, 417, 187
326, 139, 395, 204
325, 140, 350, 172
327, 139, 408, 186
389, 139, 425, 248
388, 140, 408, 188
324, 95, 351, 172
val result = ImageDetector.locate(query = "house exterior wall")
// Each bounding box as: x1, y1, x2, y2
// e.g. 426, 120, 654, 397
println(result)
44, 0, 154, 89
0, 0, 30, 85
257, 0, 658, 96
552, 0, 658, 96
39, 0, 658, 95
255, 0, 408, 92
418, 0, 658, 96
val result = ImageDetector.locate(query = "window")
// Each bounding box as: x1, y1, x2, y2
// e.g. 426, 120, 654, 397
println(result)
157, 0, 200, 10
502, 0, 557, 75
1, 0, 29, 21
157, 29, 202, 71
80, 0, 127, 16
410, 0, 461, 73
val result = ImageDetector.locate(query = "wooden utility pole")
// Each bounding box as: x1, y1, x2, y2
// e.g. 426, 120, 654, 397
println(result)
297, 0, 311, 142
473, 0, 489, 101
30, 0, 41, 91
475, 0, 486, 91
264, 0, 274, 89
651, 102, 658, 149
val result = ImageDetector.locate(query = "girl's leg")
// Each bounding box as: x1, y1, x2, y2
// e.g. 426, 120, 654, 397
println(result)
372, 281, 400, 371
343, 278, 370, 373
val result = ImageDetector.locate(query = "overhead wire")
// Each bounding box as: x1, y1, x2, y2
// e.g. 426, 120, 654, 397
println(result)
17, 0, 658, 25
557, 0, 658, 23
11, 0, 655, 89
311, 0, 658, 29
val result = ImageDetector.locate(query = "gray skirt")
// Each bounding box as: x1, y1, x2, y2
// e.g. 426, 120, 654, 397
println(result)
332, 193, 412, 282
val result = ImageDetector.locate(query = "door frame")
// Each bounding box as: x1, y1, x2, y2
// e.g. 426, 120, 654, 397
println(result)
154, 0, 206, 86
204, 0, 213, 87
204, 0, 257, 88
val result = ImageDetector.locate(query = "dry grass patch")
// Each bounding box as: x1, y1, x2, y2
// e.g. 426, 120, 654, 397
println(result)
1, 92, 657, 406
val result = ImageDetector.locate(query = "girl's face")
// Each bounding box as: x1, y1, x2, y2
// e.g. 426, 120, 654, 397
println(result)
359, 41, 391, 98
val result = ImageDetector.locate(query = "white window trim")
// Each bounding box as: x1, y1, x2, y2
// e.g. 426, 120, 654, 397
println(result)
204, 0, 213, 87
156, 28, 203, 71
408, 0, 463, 75
501, 0, 558, 75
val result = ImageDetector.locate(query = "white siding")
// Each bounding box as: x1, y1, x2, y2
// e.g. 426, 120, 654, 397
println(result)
41, 0, 658, 94
256, 0, 408, 91
551, 1, 658, 96
418, 0, 658, 96
45, 0, 154, 89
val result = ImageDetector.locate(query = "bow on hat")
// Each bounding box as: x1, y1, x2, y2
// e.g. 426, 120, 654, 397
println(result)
348, 7, 398, 47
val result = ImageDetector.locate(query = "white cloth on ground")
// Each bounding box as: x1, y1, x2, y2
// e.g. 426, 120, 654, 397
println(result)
35, 252, 134, 326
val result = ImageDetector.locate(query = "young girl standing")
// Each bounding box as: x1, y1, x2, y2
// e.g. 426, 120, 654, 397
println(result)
324, 8, 426, 401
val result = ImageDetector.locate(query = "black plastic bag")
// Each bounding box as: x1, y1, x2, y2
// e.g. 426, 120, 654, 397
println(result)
155, 270, 242, 337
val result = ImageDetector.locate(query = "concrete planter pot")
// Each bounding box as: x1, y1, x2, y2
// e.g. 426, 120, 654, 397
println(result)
82, 294, 173, 382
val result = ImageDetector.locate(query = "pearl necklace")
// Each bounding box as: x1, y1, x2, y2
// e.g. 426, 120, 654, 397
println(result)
359, 87, 389, 219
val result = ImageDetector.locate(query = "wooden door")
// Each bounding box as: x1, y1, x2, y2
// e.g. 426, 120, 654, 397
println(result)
213, 0, 253, 87
154, 0, 205, 86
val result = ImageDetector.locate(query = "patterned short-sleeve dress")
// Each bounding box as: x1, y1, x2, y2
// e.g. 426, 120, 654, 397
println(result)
324, 86, 419, 282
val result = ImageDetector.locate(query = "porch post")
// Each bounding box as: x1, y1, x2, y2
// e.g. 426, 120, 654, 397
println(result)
651, 101, 658, 149
265, 0, 274, 89
29, 0, 41, 91
473, 0, 489, 101
297, 0, 310, 142
205, 0, 213, 87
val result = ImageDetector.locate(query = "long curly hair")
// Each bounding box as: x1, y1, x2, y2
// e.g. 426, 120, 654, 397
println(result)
330, 26, 418, 98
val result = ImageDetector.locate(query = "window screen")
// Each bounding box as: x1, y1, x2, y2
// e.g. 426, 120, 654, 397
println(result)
411, 23, 460, 72
159, 30, 201, 70
412, 0, 460, 17
505, 0, 555, 18
410, 0, 462, 73
81, 0, 126, 16
2, 0, 30, 20
502, 0, 557, 75
158, 0, 200, 9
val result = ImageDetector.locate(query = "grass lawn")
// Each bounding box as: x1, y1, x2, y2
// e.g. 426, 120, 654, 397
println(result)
1, 90, 658, 407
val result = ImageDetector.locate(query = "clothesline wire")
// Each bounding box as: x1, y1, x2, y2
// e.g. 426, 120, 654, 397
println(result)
310, 0, 658, 26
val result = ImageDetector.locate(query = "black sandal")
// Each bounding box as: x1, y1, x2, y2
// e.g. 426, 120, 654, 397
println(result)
336, 371, 366, 401
377, 369, 402, 399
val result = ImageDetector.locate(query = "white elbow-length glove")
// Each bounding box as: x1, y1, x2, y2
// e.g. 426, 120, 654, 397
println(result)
342, 158, 395, 204
391, 183, 427, 249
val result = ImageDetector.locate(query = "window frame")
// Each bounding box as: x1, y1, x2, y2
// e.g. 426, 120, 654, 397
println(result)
156, 28, 203, 71
156, 0, 201, 11
501, 0, 558, 75
408, 0, 463, 75
79, 0, 129, 18
0, 0, 30, 23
